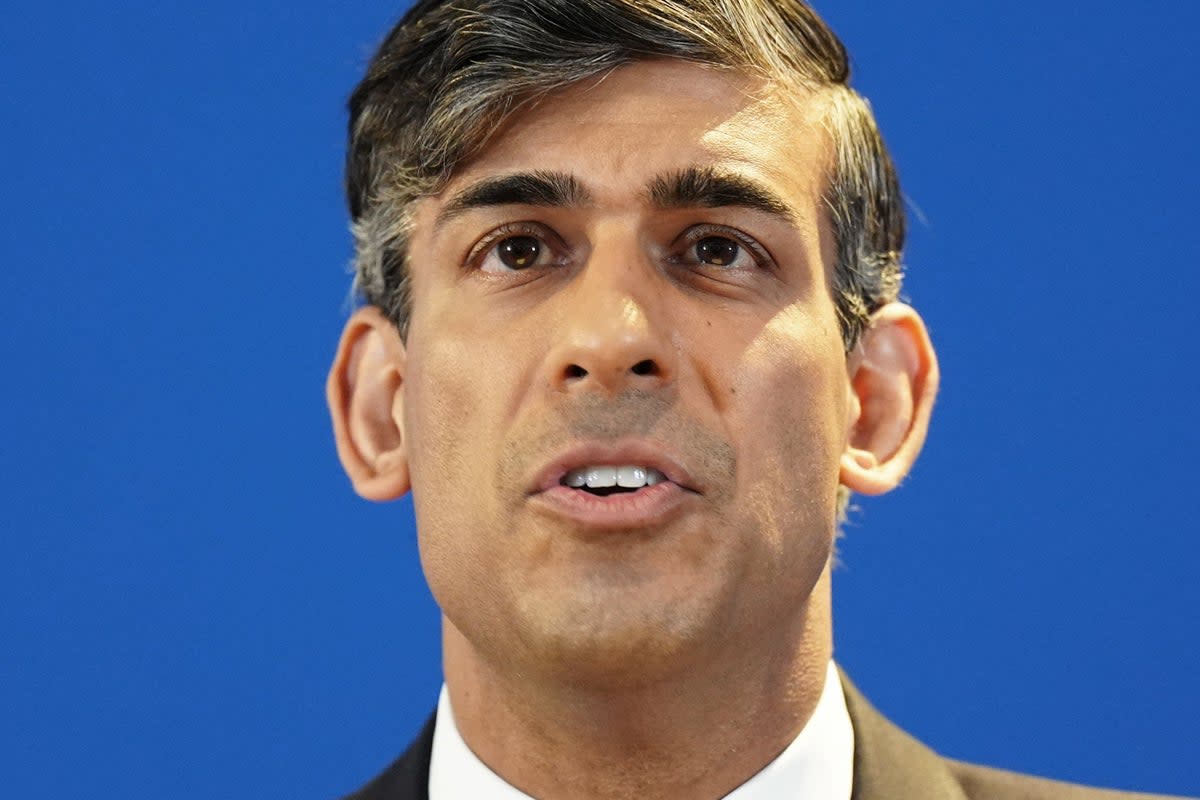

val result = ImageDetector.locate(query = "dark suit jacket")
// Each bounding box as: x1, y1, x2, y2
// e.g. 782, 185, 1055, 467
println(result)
342, 674, 1190, 799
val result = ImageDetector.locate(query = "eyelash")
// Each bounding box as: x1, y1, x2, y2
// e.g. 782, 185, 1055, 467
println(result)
464, 221, 774, 273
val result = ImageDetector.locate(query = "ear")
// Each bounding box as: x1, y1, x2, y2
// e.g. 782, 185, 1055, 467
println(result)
327, 306, 411, 501
839, 303, 939, 496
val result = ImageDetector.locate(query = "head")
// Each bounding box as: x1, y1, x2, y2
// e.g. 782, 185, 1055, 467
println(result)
347, 0, 903, 351
329, 0, 937, 687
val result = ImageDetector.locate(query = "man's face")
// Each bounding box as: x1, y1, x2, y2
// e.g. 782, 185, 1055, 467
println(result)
399, 60, 852, 683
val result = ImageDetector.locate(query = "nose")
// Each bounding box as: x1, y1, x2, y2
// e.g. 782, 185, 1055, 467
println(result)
543, 244, 676, 396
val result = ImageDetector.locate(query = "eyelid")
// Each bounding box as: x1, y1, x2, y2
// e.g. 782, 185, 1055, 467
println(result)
677, 223, 775, 270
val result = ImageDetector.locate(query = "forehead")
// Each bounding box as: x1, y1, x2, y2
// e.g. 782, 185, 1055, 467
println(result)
438, 59, 832, 208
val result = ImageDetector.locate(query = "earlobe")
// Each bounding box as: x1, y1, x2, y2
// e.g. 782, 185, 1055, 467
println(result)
327, 306, 412, 502
839, 303, 939, 496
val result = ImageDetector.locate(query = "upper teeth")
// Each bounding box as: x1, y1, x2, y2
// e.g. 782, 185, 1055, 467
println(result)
563, 466, 668, 489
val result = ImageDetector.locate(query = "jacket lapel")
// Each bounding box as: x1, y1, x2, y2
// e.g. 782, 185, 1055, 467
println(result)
840, 671, 968, 800
342, 711, 436, 800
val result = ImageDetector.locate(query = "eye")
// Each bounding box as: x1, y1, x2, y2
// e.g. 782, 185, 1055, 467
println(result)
676, 226, 772, 271
693, 236, 742, 267
494, 235, 542, 269
470, 225, 563, 273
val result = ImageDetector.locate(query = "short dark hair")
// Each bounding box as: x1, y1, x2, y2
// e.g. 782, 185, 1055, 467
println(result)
346, 0, 905, 350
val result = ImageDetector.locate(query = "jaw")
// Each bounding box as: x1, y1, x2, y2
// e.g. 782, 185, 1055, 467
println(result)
437, 498, 836, 691
439, 563, 836, 800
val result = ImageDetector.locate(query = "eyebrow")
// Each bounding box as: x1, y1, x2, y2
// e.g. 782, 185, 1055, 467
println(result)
434, 166, 798, 230
436, 171, 592, 228
647, 166, 797, 224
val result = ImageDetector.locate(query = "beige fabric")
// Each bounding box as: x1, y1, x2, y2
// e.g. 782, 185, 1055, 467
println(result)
839, 672, 1191, 800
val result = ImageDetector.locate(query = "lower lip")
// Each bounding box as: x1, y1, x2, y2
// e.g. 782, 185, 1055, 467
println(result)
530, 482, 690, 530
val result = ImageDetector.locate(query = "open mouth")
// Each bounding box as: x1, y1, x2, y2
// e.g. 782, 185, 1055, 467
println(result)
559, 465, 670, 497
534, 458, 690, 528
577, 486, 639, 497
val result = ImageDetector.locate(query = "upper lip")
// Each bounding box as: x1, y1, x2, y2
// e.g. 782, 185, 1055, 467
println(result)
528, 439, 701, 495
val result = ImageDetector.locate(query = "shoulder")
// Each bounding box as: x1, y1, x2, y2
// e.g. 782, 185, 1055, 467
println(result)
840, 669, 1193, 800
339, 712, 436, 800
947, 759, 1189, 800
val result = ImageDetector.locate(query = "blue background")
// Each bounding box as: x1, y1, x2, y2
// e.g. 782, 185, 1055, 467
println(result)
2, 2, 1197, 797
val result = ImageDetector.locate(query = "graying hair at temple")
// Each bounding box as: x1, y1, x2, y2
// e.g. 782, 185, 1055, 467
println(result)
344, 0, 906, 352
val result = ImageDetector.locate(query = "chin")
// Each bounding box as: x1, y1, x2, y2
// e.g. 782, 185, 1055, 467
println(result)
506, 576, 737, 689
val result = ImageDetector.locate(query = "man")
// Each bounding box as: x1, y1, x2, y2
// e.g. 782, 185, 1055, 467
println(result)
327, 1, 1187, 798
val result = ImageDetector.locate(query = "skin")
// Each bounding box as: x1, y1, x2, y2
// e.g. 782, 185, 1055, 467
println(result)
330, 60, 938, 800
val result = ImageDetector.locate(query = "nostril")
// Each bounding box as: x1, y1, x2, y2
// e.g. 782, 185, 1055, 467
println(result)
565, 364, 588, 380
631, 359, 658, 376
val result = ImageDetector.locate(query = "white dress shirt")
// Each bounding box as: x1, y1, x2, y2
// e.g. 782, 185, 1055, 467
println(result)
428, 660, 854, 799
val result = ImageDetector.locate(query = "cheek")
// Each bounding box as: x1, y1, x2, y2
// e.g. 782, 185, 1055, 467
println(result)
729, 306, 847, 552
734, 305, 847, 441
402, 298, 532, 488
403, 330, 499, 541
404, 339, 476, 491
402, 331, 514, 630
401, 313, 538, 588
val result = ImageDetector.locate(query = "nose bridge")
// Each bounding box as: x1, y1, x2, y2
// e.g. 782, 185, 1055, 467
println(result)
546, 228, 675, 394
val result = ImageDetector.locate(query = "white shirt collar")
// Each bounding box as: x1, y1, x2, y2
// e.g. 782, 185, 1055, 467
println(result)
429, 660, 854, 800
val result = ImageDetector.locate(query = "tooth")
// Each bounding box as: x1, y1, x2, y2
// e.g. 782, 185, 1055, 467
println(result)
564, 468, 587, 488
585, 466, 618, 488
617, 466, 647, 488
646, 469, 666, 486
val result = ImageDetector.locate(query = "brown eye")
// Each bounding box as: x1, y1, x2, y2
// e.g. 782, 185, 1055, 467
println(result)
694, 236, 740, 267
497, 236, 542, 269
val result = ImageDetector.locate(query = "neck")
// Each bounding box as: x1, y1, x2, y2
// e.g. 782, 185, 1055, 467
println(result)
442, 565, 834, 800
